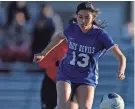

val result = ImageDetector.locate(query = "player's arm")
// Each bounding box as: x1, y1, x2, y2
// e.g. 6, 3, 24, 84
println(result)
99, 30, 126, 80
111, 45, 126, 80
41, 32, 66, 56
33, 32, 67, 63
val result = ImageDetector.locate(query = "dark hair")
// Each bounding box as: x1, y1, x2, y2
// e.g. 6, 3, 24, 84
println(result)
76, 2, 107, 28
76, 2, 99, 17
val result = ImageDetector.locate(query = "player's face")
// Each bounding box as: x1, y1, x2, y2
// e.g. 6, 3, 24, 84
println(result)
77, 10, 94, 32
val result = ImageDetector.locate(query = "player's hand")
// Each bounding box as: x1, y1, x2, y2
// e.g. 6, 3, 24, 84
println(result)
33, 53, 45, 63
118, 72, 125, 80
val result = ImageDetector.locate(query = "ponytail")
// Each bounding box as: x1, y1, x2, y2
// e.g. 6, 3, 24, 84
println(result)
92, 20, 107, 28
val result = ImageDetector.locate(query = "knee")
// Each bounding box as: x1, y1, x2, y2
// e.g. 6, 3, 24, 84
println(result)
85, 104, 92, 109
79, 102, 92, 109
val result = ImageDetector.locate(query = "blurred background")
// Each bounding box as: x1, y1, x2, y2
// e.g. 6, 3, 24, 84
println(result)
0, 1, 134, 109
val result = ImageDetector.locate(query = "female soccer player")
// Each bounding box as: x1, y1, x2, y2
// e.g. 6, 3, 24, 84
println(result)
34, 2, 126, 109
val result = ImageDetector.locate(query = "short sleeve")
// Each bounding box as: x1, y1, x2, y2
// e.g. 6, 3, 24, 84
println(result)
99, 30, 116, 51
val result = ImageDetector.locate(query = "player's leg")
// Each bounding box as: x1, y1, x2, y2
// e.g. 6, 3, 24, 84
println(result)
69, 101, 78, 109
41, 75, 57, 109
56, 81, 71, 109
69, 95, 78, 109
76, 85, 95, 109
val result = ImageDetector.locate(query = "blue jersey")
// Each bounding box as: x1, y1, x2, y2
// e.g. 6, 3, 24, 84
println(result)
56, 22, 116, 86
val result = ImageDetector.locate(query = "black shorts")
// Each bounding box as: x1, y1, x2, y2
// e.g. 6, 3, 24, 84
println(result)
41, 75, 57, 109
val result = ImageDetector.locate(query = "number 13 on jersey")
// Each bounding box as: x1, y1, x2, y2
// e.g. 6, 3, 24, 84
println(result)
70, 51, 89, 67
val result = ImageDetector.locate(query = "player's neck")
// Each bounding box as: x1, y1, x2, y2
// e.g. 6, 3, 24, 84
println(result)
81, 24, 93, 33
